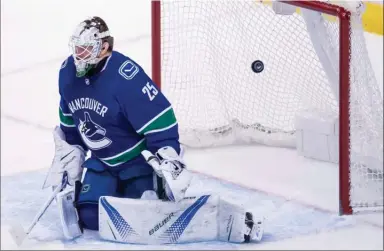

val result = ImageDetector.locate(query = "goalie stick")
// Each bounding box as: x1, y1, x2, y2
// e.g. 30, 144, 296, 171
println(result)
9, 172, 69, 246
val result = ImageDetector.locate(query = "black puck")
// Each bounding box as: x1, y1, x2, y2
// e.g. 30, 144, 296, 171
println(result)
251, 60, 264, 73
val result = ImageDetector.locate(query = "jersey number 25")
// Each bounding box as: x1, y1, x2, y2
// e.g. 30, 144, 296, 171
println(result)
142, 82, 158, 101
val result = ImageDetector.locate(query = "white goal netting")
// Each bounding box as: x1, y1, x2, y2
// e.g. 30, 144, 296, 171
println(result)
156, 1, 383, 212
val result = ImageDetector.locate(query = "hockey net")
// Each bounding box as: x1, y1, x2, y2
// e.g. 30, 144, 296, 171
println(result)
151, 0, 383, 214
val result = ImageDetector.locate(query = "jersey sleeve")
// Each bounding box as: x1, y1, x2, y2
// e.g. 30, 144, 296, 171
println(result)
58, 59, 88, 151
116, 60, 180, 154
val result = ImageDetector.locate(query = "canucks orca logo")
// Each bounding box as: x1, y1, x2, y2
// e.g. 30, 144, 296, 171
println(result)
78, 112, 112, 150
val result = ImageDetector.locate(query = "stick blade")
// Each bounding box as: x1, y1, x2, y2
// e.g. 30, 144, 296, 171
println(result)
9, 223, 27, 246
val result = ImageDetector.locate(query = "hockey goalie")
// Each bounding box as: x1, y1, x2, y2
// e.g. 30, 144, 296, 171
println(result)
39, 16, 264, 245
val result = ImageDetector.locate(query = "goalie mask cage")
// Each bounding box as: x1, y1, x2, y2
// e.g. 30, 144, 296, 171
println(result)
151, 0, 383, 215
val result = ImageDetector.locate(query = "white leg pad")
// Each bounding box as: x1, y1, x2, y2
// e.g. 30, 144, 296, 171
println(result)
56, 187, 82, 239
99, 195, 261, 244
217, 199, 247, 243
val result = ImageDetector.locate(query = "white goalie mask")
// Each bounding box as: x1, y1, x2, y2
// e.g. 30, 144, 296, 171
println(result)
69, 18, 112, 77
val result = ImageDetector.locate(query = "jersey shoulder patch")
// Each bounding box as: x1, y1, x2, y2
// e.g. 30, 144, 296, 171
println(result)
118, 59, 140, 80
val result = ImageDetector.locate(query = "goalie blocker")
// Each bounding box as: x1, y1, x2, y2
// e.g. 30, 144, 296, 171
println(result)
98, 194, 264, 244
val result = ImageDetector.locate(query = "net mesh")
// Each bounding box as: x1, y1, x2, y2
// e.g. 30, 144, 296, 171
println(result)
158, 1, 383, 211
348, 13, 383, 209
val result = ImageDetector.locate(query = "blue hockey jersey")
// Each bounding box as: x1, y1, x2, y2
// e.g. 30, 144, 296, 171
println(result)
58, 51, 180, 177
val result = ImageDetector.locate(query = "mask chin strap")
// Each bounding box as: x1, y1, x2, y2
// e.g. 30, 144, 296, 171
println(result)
75, 55, 106, 78
75, 62, 94, 77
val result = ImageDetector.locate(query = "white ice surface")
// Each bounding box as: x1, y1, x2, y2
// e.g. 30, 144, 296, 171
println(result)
1, 0, 383, 250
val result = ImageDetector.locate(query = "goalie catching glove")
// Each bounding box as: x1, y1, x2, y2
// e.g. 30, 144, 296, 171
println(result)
142, 146, 192, 202
43, 126, 85, 189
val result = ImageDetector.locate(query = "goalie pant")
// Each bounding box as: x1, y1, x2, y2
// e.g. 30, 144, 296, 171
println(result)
98, 194, 263, 244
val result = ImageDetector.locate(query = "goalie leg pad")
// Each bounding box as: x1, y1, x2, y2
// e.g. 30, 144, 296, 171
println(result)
218, 199, 247, 243
98, 195, 264, 244
99, 195, 218, 244
217, 199, 264, 243
56, 186, 83, 239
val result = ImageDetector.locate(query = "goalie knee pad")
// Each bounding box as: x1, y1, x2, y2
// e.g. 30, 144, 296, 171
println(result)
77, 204, 99, 231
75, 169, 118, 231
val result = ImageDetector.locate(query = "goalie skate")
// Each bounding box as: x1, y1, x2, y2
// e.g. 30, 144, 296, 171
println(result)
244, 212, 264, 243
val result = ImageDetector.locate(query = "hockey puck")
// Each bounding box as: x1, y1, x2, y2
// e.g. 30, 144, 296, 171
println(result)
251, 60, 264, 73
